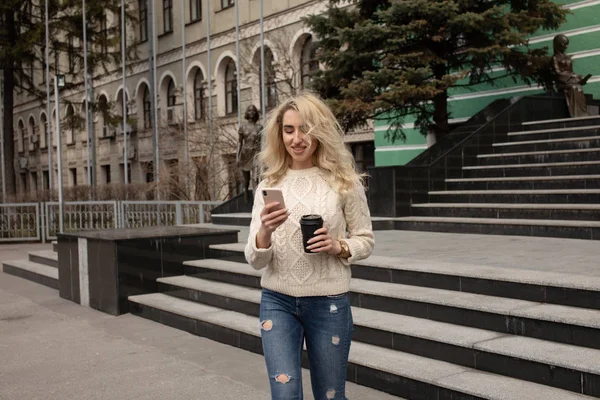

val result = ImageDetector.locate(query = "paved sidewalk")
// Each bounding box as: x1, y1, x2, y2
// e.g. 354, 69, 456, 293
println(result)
0, 244, 398, 400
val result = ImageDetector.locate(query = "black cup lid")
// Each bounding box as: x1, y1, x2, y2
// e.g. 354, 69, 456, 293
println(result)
301, 214, 322, 220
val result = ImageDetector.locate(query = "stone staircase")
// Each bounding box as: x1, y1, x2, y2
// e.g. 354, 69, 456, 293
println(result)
129, 240, 600, 399
394, 115, 600, 240
2, 245, 59, 290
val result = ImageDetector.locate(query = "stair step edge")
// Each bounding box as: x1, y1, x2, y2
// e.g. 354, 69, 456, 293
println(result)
128, 293, 596, 400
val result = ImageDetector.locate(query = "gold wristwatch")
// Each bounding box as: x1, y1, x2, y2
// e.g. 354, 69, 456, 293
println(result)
337, 239, 351, 259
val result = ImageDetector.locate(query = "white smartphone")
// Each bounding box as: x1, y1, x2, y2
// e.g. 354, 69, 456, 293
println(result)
262, 188, 286, 211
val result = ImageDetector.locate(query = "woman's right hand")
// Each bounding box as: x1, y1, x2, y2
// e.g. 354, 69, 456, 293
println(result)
256, 202, 289, 248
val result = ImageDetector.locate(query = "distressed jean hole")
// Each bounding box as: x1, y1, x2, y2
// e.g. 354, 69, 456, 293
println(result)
332, 336, 340, 345
329, 304, 338, 314
326, 389, 336, 399
275, 374, 290, 384
261, 320, 273, 331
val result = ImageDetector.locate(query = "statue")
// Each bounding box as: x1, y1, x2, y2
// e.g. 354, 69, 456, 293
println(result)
552, 34, 592, 118
236, 105, 263, 202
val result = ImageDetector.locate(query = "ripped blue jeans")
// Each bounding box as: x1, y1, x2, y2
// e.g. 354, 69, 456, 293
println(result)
259, 288, 353, 400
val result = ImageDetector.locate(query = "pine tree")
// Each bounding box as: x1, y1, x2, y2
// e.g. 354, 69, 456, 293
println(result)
304, 0, 567, 142
0, 0, 137, 196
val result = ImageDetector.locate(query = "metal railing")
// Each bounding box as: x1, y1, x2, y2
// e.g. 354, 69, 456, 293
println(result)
45, 201, 119, 241
0, 203, 41, 242
119, 201, 222, 229
0, 200, 223, 243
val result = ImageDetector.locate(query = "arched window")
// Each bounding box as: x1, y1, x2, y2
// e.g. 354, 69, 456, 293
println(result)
66, 105, 75, 144
17, 120, 25, 153
143, 86, 152, 128
167, 79, 176, 107
263, 47, 277, 109
117, 90, 129, 117
40, 113, 48, 148
301, 36, 318, 89
194, 69, 205, 121
28, 117, 37, 150
97, 95, 109, 137
225, 59, 237, 115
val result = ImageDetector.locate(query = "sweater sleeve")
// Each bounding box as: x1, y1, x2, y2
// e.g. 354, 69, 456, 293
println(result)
341, 181, 375, 265
244, 181, 273, 270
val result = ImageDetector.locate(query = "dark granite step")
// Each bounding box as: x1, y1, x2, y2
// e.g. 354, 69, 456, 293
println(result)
521, 115, 600, 131
28, 250, 58, 268
506, 125, 600, 142
188, 254, 600, 313
179, 258, 600, 349
462, 161, 600, 178
129, 294, 589, 400
492, 136, 600, 154
411, 203, 600, 221
156, 275, 600, 397
2, 259, 59, 289
477, 148, 600, 166
429, 189, 600, 204
446, 175, 600, 190
393, 216, 600, 240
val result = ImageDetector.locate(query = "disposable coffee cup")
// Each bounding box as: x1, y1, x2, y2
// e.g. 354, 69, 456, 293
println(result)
300, 214, 324, 253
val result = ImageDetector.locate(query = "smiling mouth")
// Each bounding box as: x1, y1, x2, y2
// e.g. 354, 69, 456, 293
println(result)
292, 146, 306, 154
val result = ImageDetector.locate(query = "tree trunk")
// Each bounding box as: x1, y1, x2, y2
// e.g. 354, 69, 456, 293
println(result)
432, 89, 450, 140
2, 8, 17, 196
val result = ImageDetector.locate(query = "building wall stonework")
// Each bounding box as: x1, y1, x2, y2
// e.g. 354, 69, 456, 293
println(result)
11, 0, 376, 199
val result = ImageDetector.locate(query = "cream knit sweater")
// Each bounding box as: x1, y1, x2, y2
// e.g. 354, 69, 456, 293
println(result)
244, 167, 375, 297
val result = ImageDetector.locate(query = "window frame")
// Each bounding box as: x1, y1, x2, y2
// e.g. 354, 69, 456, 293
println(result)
193, 70, 205, 121
143, 87, 152, 129
225, 59, 238, 115
139, 0, 148, 42
301, 36, 318, 89
190, 0, 202, 22
163, 0, 173, 34
221, 0, 234, 10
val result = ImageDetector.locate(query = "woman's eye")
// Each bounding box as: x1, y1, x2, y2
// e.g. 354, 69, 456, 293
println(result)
284, 127, 295, 134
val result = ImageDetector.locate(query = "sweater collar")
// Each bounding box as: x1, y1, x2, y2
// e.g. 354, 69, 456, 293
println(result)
285, 166, 321, 177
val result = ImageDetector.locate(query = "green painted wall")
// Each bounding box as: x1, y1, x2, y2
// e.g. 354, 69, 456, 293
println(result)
374, 0, 600, 166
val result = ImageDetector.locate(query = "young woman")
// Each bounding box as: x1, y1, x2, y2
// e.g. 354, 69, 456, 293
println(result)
244, 92, 375, 399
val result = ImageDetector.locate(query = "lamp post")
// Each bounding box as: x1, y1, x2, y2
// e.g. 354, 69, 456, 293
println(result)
54, 74, 65, 233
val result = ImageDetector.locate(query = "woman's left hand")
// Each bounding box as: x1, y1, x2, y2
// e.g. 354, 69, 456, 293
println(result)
306, 227, 342, 255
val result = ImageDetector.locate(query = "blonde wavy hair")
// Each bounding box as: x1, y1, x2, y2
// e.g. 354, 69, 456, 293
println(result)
258, 92, 365, 195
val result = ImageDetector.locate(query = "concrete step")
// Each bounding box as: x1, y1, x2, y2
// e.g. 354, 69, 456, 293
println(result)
492, 136, 600, 154
462, 160, 600, 178
393, 216, 600, 241
157, 275, 600, 396
522, 115, 600, 129
182, 259, 600, 349
506, 125, 600, 142
2, 259, 59, 289
211, 213, 397, 230
446, 175, 600, 190
411, 202, 600, 221
429, 189, 600, 204
129, 293, 596, 400
477, 148, 600, 165
28, 250, 58, 268
205, 244, 600, 310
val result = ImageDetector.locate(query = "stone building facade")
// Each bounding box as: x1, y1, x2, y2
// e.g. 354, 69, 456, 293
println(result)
11, 0, 375, 199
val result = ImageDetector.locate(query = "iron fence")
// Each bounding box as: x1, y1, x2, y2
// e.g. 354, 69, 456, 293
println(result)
0, 200, 222, 243
0, 203, 41, 242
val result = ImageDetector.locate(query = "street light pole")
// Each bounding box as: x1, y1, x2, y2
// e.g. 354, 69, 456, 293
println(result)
45, 0, 53, 195
54, 75, 65, 233
0, 71, 6, 203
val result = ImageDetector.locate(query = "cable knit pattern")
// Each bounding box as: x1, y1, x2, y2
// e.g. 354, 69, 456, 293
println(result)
244, 167, 375, 297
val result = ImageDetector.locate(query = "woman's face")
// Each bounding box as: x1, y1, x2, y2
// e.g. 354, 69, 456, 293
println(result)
282, 109, 318, 170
